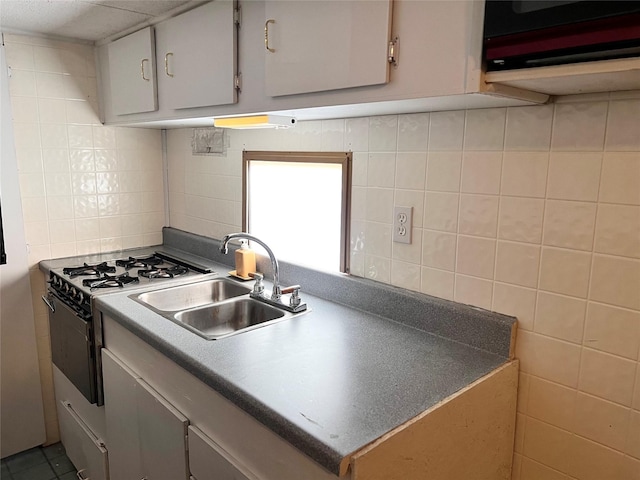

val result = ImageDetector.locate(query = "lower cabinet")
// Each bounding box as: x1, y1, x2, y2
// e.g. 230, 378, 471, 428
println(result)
103, 347, 261, 480
57, 401, 109, 480
188, 425, 259, 480
102, 349, 189, 480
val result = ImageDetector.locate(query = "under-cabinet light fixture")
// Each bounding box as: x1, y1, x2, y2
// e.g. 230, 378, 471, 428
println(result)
213, 115, 296, 129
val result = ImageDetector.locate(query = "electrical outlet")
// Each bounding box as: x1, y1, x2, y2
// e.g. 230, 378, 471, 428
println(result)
393, 206, 412, 244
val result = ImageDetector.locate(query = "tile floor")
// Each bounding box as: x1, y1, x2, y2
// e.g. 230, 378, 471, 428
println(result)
1, 443, 77, 480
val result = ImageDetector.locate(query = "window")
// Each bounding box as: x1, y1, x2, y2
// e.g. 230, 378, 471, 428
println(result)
243, 151, 351, 273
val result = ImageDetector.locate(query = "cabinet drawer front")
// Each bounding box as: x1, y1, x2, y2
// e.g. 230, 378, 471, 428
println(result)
58, 401, 109, 480
188, 426, 258, 480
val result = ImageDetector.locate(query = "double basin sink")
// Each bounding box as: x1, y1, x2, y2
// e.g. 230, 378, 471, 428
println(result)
131, 278, 300, 340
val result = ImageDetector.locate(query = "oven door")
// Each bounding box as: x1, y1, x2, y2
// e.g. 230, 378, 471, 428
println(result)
44, 291, 98, 404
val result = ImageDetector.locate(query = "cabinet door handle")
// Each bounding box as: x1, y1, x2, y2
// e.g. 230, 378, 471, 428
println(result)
76, 469, 89, 480
265, 19, 275, 52
165, 52, 174, 77
140, 59, 150, 81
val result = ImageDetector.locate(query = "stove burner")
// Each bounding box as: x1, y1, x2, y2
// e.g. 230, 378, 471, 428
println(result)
82, 273, 140, 290
138, 265, 189, 279
116, 255, 163, 270
63, 262, 116, 278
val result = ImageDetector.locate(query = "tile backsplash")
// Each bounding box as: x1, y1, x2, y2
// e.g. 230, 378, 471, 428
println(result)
4, 34, 164, 444
166, 93, 640, 479
6, 35, 164, 263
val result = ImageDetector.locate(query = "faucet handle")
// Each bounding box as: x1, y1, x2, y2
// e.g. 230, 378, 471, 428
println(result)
281, 285, 302, 308
249, 272, 264, 295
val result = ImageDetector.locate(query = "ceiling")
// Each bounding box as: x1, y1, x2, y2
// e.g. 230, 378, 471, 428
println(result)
0, 0, 201, 43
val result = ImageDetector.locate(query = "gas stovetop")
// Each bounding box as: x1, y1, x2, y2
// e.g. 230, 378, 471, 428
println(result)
47, 250, 214, 317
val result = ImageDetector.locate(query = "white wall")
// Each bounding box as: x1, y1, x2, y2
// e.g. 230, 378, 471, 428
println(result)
0, 40, 46, 459
3, 34, 166, 444
166, 93, 640, 479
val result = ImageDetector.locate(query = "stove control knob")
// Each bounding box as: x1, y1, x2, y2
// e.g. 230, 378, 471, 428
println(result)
70, 287, 77, 296
77, 292, 84, 304
63, 283, 70, 293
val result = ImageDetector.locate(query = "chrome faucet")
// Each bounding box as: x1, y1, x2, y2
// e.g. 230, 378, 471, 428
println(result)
219, 233, 307, 313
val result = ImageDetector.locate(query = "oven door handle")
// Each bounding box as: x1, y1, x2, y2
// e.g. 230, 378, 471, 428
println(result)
42, 295, 55, 313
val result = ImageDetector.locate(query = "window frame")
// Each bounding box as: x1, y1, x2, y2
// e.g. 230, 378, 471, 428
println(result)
242, 150, 352, 273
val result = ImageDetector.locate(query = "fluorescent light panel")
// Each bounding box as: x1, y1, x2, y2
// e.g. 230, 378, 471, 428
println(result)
213, 115, 296, 129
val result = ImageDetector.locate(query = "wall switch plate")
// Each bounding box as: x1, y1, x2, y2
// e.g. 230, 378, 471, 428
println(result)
393, 206, 412, 244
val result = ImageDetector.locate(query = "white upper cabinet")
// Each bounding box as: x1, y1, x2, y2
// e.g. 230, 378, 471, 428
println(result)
107, 27, 158, 115
97, 0, 545, 126
155, 0, 238, 110
264, 0, 393, 97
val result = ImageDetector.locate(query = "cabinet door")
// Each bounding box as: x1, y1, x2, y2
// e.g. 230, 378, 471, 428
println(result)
188, 426, 258, 480
137, 378, 190, 480
107, 26, 158, 115
155, 1, 237, 110
57, 401, 109, 480
102, 349, 144, 480
264, 0, 392, 97
103, 349, 190, 480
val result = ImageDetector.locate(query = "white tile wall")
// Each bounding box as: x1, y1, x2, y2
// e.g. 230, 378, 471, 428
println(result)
4, 35, 165, 445
166, 92, 640, 479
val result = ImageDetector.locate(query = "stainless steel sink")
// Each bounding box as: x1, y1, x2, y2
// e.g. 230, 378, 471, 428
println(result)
174, 298, 287, 340
130, 277, 305, 340
134, 278, 251, 312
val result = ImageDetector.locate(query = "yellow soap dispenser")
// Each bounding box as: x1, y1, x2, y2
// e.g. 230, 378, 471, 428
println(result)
235, 239, 256, 279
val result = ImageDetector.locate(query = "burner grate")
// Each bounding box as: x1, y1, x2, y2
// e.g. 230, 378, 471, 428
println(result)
116, 255, 163, 270
82, 273, 140, 290
63, 262, 116, 278
138, 265, 189, 279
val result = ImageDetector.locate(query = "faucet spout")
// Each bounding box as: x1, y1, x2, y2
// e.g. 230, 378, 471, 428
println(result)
219, 233, 281, 300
